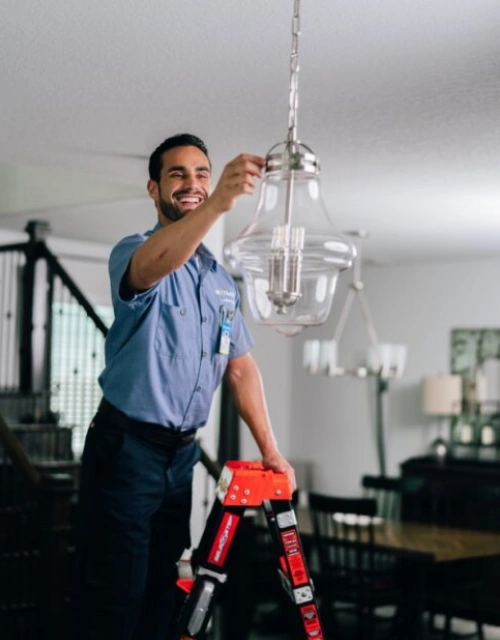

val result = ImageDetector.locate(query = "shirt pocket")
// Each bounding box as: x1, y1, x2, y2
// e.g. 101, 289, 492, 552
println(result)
154, 302, 189, 358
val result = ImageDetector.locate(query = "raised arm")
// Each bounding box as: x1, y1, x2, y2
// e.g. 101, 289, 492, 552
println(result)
127, 153, 265, 292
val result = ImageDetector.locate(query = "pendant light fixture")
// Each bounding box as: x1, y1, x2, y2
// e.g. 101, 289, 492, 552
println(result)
224, 0, 355, 337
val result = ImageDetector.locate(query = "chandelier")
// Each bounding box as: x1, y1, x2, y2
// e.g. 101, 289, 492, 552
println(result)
224, 0, 355, 337
303, 231, 407, 380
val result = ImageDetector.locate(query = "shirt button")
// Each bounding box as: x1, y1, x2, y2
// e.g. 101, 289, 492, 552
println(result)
196, 386, 202, 392
180, 308, 186, 316
202, 351, 208, 358
202, 316, 208, 323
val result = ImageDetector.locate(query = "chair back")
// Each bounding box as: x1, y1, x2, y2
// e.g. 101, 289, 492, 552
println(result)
400, 477, 473, 526
308, 493, 383, 596
399, 476, 428, 522
361, 475, 402, 520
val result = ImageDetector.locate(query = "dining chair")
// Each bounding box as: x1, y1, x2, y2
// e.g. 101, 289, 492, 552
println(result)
308, 492, 400, 639
409, 480, 485, 640
361, 475, 402, 520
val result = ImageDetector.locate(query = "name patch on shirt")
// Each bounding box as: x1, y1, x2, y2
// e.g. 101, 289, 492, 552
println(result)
215, 288, 236, 304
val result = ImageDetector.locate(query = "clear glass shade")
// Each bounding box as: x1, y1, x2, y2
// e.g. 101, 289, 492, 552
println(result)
224, 143, 355, 336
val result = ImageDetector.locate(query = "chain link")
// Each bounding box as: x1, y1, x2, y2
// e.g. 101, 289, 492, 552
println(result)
287, 0, 301, 144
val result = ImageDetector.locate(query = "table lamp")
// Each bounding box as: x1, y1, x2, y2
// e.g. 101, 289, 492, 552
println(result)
421, 375, 463, 459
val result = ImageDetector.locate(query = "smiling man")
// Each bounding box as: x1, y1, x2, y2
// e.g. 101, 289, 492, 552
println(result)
74, 133, 296, 640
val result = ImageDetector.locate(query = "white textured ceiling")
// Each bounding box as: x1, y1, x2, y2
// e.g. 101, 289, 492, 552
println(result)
1, 0, 500, 263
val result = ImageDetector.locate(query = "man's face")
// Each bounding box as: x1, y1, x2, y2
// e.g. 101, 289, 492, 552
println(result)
150, 145, 211, 223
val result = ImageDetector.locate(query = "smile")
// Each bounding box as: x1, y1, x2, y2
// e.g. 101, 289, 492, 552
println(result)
176, 194, 204, 207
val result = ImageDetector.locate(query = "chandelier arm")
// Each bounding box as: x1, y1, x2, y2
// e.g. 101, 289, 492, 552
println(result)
332, 287, 356, 343
357, 289, 381, 353
353, 238, 363, 283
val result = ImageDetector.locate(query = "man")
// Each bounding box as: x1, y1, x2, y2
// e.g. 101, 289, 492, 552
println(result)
76, 133, 296, 639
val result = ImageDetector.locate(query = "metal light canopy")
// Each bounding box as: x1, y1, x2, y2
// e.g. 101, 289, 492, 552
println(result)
224, 0, 355, 337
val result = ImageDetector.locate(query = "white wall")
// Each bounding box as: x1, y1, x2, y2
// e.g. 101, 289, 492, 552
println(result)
239, 321, 293, 460
285, 257, 500, 497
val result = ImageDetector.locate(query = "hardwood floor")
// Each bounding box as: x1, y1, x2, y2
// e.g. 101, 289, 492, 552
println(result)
248, 615, 500, 639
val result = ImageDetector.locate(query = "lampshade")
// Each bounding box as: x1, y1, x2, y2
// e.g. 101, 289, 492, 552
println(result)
421, 375, 462, 416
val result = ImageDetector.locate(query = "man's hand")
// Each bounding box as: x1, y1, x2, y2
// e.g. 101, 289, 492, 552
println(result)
206, 153, 265, 214
262, 452, 297, 493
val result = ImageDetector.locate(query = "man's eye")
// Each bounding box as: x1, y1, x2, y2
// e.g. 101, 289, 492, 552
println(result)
198, 173, 210, 180
170, 172, 184, 179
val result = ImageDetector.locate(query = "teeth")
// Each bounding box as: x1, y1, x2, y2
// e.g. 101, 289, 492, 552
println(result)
178, 197, 200, 204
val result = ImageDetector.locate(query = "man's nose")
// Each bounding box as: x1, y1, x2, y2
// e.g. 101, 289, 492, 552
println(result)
182, 174, 198, 189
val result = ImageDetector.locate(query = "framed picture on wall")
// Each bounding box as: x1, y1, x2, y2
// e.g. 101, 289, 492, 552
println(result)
450, 329, 500, 456
451, 328, 500, 380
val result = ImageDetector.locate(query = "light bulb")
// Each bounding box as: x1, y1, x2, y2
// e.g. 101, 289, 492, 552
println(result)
224, 142, 355, 336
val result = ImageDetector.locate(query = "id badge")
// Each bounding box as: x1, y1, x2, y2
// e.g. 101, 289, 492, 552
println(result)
219, 308, 234, 355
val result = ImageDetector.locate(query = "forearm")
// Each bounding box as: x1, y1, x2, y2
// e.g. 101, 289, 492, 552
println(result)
225, 355, 280, 458
225, 354, 296, 491
128, 202, 222, 290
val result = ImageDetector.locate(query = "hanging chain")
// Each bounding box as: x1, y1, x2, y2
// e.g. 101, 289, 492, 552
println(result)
287, 0, 301, 144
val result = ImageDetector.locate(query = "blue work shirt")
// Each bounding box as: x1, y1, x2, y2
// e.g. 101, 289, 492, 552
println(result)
99, 223, 254, 431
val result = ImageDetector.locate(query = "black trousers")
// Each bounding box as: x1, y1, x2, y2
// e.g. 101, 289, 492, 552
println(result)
74, 410, 201, 639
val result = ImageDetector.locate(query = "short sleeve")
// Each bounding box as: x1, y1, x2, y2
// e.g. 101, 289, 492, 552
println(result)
229, 286, 255, 359
109, 234, 151, 308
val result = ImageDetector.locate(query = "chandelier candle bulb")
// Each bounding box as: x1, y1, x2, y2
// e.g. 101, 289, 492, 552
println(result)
303, 339, 321, 374
320, 339, 338, 376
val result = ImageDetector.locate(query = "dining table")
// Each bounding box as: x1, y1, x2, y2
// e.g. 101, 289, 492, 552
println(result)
297, 506, 500, 562
296, 506, 500, 638
217, 502, 500, 639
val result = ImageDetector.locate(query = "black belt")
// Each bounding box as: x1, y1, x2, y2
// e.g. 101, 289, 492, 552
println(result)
97, 399, 197, 448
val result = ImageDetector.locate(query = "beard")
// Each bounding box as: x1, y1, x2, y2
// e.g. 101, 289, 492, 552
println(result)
158, 185, 207, 223
158, 197, 184, 222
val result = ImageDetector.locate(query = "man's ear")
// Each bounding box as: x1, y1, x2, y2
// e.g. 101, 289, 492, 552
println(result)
147, 179, 159, 202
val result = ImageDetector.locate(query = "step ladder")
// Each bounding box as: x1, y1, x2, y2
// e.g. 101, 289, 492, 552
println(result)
173, 460, 325, 639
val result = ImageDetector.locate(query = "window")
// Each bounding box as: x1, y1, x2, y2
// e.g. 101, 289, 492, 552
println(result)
50, 302, 113, 457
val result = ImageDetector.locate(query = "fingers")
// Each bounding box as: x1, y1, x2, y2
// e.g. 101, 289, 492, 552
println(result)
228, 153, 266, 174
210, 153, 266, 212
285, 464, 297, 493
223, 154, 265, 189
262, 455, 297, 493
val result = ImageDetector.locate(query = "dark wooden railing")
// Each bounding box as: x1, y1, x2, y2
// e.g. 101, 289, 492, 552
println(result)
0, 222, 105, 638
0, 221, 109, 458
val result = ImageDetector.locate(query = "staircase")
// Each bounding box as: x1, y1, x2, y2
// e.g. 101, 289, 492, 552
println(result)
0, 222, 107, 639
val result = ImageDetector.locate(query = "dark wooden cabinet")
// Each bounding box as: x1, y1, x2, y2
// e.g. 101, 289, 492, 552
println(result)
400, 456, 500, 624
401, 455, 500, 488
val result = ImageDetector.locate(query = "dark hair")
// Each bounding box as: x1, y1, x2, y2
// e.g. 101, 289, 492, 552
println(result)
148, 133, 210, 182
